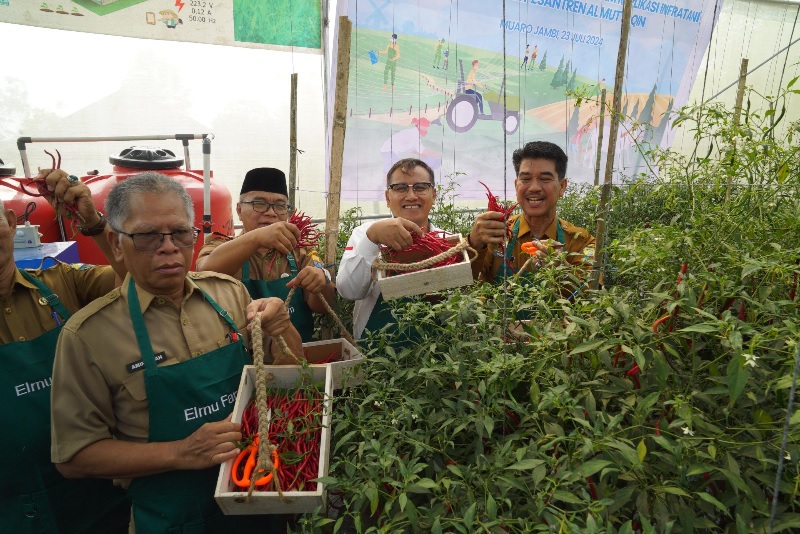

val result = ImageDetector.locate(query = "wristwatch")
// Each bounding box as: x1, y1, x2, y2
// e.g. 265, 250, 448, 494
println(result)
313, 260, 332, 285
78, 212, 108, 237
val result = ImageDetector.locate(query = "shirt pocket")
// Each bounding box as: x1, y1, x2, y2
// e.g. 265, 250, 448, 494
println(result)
120, 373, 148, 402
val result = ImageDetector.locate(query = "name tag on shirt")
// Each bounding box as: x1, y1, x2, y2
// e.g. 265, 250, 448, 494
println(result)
126, 351, 167, 374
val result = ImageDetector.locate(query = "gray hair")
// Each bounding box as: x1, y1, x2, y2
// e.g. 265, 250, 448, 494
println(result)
105, 172, 194, 231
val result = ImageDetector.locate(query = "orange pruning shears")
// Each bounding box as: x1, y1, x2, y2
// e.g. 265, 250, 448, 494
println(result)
231, 436, 281, 488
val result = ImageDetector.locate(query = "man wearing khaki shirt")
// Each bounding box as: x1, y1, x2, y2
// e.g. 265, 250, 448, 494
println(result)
51, 172, 303, 532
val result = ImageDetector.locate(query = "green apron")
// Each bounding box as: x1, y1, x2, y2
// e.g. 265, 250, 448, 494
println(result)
242, 254, 314, 342
126, 278, 281, 532
494, 218, 566, 321
0, 270, 130, 533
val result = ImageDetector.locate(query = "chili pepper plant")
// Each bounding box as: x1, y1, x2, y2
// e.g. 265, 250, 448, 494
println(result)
298, 81, 800, 533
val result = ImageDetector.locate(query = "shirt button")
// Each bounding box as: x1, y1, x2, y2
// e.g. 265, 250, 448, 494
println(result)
4, 308, 10, 315
18, 336, 26, 341
182, 318, 189, 326
157, 298, 166, 305
193, 351, 202, 357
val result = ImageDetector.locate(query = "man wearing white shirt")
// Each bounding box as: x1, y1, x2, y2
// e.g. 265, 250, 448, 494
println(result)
336, 158, 442, 339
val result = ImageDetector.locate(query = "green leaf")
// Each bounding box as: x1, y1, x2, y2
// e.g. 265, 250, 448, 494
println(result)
697, 491, 729, 515
654, 485, 689, 496
679, 324, 718, 333
741, 262, 761, 279
569, 339, 607, 355
578, 459, 612, 477
463, 502, 477, 528
365, 482, 379, 515
637, 439, 647, 463
431, 518, 442, 534
487, 494, 498, 520
398, 492, 407, 511
553, 490, 584, 504
507, 459, 546, 470
727, 355, 748, 405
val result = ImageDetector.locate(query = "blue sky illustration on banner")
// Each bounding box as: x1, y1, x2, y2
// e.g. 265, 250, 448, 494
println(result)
339, 0, 721, 201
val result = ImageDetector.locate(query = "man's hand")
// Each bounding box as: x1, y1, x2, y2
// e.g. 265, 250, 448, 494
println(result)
41, 169, 100, 225
366, 218, 424, 250
246, 297, 293, 337
174, 417, 242, 470
249, 222, 301, 255
286, 265, 328, 294
468, 211, 507, 249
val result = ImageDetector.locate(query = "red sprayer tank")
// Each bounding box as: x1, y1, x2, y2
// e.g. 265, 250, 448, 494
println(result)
75, 146, 234, 266
0, 157, 62, 243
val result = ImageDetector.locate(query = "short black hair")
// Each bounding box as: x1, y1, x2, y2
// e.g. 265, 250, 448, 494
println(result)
512, 141, 568, 180
386, 158, 435, 186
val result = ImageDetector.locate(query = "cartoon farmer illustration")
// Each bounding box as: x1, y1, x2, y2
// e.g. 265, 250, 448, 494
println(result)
379, 33, 401, 93
433, 38, 444, 69
521, 44, 530, 69
465, 60, 487, 114
159, 10, 182, 29
530, 44, 539, 69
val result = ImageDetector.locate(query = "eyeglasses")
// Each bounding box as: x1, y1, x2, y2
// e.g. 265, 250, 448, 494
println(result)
387, 182, 435, 195
118, 228, 200, 251
239, 201, 292, 215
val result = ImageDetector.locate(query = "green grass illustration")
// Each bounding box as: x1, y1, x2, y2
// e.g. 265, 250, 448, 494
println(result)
233, 0, 321, 48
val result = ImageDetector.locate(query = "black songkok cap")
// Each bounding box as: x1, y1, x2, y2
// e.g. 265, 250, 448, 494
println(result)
240, 168, 288, 197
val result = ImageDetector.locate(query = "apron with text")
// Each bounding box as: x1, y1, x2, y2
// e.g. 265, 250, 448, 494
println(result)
0, 270, 130, 533
242, 253, 314, 342
126, 278, 280, 533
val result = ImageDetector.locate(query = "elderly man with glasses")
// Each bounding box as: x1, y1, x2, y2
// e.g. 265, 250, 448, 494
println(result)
50, 172, 303, 532
196, 167, 334, 342
336, 158, 443, 340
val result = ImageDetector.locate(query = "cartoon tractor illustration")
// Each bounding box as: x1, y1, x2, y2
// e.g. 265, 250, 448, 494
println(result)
445, 59, 521, 135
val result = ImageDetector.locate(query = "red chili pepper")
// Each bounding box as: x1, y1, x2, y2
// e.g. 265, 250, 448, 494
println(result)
587, 476, 598, 500
739, 301, 746, 321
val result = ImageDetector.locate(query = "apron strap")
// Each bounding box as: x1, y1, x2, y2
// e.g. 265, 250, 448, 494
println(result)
189, 279, 241, 335
241, 260, 251, 283
127, 279, 159, 375
286, 253, 298, 275
18, 269, 72, 321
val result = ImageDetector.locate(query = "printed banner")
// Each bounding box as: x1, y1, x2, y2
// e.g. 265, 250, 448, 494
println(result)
0, 0, 321, 51
338, 0, 722, 201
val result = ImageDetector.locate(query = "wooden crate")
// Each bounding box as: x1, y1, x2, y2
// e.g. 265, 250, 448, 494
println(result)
303, 338, 364, 389
377, 234, 473, 300
215, 365, 333, 515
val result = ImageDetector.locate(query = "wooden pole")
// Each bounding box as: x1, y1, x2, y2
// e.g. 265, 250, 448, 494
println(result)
593, 89, 607, 187
289, 73, 298, 207
590, 0, 632, 291
725, 58, 748, 207
324, 16, 352, 271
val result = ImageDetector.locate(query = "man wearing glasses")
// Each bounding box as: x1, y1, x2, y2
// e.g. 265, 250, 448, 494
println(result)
50, 172, 302, 532
337, 158, 442, 339
196, 167, 334, 342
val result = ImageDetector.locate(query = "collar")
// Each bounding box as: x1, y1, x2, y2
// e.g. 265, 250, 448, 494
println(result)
517, 215, 558, 241
14, 268, 38, 290
120, 274, 195, 312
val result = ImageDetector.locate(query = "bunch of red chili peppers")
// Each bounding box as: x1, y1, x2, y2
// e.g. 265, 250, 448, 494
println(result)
20, 150, 82, 223
288, 210, 321, 248
235, 386, 324, 492
267, 210, 321, 272
383, 231, 462, 275
479, 181, 517, 238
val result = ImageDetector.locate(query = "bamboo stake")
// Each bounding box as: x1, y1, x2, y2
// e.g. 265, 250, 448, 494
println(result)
590, 0, 632, 291
324, 16, 352, 270
725, 58, 748, 207
289, 73, 298, 208
593, 89, 607, 187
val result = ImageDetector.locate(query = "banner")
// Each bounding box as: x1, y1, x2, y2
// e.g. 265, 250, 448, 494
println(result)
337, 0, 723, 201
0, 0, 321, 51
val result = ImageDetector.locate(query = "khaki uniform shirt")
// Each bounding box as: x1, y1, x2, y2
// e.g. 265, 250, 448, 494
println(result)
50, 272, 254, 464
198, 232, 315, 284
472, 214, 595, 282
0, 264, 115, 344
